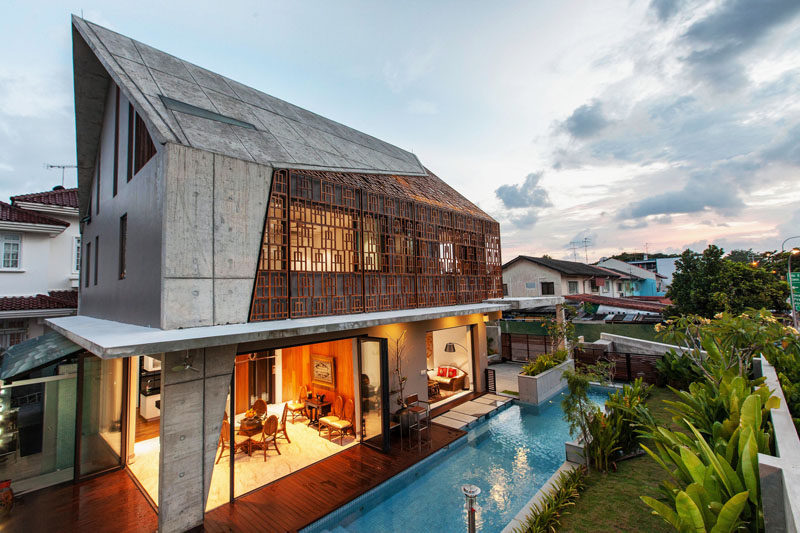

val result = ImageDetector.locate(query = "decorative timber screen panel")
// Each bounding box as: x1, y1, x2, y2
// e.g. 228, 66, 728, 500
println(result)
250, 169, 502, 321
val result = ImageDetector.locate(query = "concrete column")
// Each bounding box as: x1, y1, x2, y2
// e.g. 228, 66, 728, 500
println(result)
158, 345, 236, 533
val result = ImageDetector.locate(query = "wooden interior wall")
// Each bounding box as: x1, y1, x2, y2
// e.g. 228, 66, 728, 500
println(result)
234, 354, 250, 414
281, 339, 354, 408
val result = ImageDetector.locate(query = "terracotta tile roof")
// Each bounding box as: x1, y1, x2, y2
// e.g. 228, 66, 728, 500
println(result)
47, 290, 79, 307
0, 292, 78, 312
10, 188, 79, 208
564, 294, 667, 313
0, 202, 70, 227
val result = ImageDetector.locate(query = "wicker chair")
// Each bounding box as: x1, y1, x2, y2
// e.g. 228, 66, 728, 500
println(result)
288, 385, 308, 423
319, 395, 343, 437
252, 399, 267, 419
253, 415, 280, 460
215, 418, 249, 464
276, 403, 290, 443
327, 399, 354, 445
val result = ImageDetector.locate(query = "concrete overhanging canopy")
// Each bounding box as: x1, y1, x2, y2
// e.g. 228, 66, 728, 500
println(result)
484, 296, 565, 310
47, 302, 508, 358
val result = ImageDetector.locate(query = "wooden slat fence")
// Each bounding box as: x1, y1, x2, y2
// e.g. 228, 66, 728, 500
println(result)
574, 347, 661, 383
501, 333, 551, 362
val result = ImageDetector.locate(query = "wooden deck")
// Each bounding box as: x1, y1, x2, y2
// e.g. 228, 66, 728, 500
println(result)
204, 422, 466, 533
0, 469, 157, 533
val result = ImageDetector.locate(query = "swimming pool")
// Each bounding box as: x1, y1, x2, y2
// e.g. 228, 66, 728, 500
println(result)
304, 387, 611, 533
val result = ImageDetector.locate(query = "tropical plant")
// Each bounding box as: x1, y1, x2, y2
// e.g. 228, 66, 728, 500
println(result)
656, 349, 703, 389
543, 317, 579, 356
561, 369, 597, 448
512, 466, 587, 533
606, 378, 652, 454
389, 330, 409, 407
521, 350, 568, 376
585, 411, 622, 471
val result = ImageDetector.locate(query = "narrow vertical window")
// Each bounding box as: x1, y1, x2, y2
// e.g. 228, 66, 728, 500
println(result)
94, 236, 99, 285
113, 86, 120, 197
1, 234, 21, 269
73, 236, 81, 273
133, 112, 156, 174
126, 103, 134, 182
119, 214, 127, 279
85, 241, 91, 288
96, 151, 101, 215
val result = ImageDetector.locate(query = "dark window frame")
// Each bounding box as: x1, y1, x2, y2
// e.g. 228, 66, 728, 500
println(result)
133, 112, 156, 175
119, 214, 127, 280
541, 281, 555, 295
113, 87, 120, 197
126, 103, 134, 182
94, 236, 99, 286
85, 241, 91, 288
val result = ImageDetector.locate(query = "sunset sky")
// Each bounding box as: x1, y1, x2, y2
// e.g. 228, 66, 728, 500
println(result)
1, 0, 799, 262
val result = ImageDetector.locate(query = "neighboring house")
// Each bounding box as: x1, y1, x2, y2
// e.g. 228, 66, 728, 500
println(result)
502, 256, 623, 298
0, 18, 507, 532
0, 188, 79, 350
595, 257, 666, 296
626, 256, 679, 288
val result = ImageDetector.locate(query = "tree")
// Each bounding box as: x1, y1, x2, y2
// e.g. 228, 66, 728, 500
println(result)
667, 245, 790, 317
610, 251, 675, 262
725, 248, 757, 263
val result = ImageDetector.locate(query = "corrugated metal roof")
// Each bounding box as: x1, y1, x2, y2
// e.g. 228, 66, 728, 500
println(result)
0, 332, 81, 380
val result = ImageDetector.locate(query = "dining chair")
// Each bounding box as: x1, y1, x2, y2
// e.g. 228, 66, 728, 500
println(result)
253, 415, 280, 461
276, 403, 290, 443
215, 418, 248, 464
327, 398, 355, 445
319, 395, 343, 437
288, 385, 308, 423
252, 399, 267, 419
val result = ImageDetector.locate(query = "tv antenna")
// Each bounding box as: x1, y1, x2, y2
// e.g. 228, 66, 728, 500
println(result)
45, 164, 77, 187
568, 241, 579, 262
581, 237, 591, 263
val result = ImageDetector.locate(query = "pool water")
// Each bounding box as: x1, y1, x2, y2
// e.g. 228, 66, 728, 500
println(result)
316, 388, 610, 533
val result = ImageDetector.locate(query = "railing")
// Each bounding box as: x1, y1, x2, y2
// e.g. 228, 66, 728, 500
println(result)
485, 368, 496, 393
573, 347, 661, 383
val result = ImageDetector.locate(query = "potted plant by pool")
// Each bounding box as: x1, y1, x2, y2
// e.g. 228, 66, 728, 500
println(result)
517, 349, 574, 405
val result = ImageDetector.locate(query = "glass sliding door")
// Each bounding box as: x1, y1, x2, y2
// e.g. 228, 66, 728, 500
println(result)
76, 355, 128, 478
358, 337, 389, 452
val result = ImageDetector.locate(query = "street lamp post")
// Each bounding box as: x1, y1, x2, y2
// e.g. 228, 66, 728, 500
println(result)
782, 236, 800, 329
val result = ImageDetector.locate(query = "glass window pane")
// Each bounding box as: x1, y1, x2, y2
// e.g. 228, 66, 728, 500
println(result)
79, 357, 124, 476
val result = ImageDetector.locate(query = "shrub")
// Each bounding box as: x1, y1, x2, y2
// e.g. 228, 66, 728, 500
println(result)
606, 377, 652, 454
521, 350, 567, 376
512, 466, 586, 533
655, 349, 702, 389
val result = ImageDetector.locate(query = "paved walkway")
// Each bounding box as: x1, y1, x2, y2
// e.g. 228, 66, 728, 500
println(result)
491, 361, 524, 394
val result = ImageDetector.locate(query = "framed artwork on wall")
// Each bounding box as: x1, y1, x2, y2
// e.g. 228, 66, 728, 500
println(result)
311, 354, 335, 388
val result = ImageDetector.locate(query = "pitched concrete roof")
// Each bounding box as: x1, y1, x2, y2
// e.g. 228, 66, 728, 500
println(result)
0, 202, 70, 227
503, 256, 619, 278
71, 17, 427, 217
11, 188, 79, 209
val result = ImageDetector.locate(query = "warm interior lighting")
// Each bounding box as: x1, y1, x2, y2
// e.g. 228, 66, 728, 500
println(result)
792, 248, 800, 255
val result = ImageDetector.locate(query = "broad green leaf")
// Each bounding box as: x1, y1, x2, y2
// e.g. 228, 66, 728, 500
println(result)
686, 483, 714, 526
739, 394, 761, 431
709, 491, 749, 533
740, 434, 759, 505
676, 490, 707, 533
681, 447, 707, 486
641, 496, 681, 530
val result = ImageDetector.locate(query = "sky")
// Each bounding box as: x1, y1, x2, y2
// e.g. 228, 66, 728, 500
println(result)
1, 0, 799, 263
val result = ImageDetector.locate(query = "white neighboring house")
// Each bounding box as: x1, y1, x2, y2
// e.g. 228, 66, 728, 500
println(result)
502, 256, 624, 298
0, 187, 79, 350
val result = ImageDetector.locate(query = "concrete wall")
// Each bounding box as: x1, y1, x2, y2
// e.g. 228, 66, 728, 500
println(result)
79, 82, 164, 327
161, 144, 271, 329
158, 345, 236, 533
518, 358, 574, 405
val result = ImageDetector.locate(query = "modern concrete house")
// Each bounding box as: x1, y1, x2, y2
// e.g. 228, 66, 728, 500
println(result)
0, 17, 508, 532
596, 257, 666, 296
502, 256, 623, 299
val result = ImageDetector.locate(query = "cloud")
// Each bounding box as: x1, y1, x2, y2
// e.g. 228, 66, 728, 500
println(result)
510, 209, 539, 229
618, 177, 744, 219
650, 0, 683, 22
561, 100, 610, 138
618, 219, 648, 230
406, 99, 438, 115
681, 0, 800, 87
495, 172, 552, 209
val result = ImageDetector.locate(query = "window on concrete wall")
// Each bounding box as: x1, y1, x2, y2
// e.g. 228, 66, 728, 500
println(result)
524, 281, 536, 290
85, 242, 91, 288
502, 283, 508, 296
94, 236, 99, 286
113, 86, 120, 197
0, 319, 26, 349
133, 112, 156, 175
73, 236, 81, 273
119, 214, 127, 280
95, 151, 101, 215
1, 233, 21, 270
568, 281, 578, 294
541, 281, 555, 295
126, 104, 134, 182
617, 282, 622, 292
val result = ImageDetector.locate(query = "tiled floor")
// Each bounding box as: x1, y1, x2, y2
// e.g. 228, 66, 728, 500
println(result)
431, 393, 513, 430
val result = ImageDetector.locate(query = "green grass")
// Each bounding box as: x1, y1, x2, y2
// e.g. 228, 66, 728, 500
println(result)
502, 390, 520, 396
559, 386, 679, 533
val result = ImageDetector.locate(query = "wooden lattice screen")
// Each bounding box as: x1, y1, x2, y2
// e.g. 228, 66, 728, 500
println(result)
250, 169, 502, 321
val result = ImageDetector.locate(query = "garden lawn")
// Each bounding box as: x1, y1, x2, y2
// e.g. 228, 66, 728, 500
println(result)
559, 386, 679, 533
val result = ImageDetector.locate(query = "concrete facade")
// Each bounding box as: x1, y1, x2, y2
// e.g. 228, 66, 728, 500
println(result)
517, 358, 574, 405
